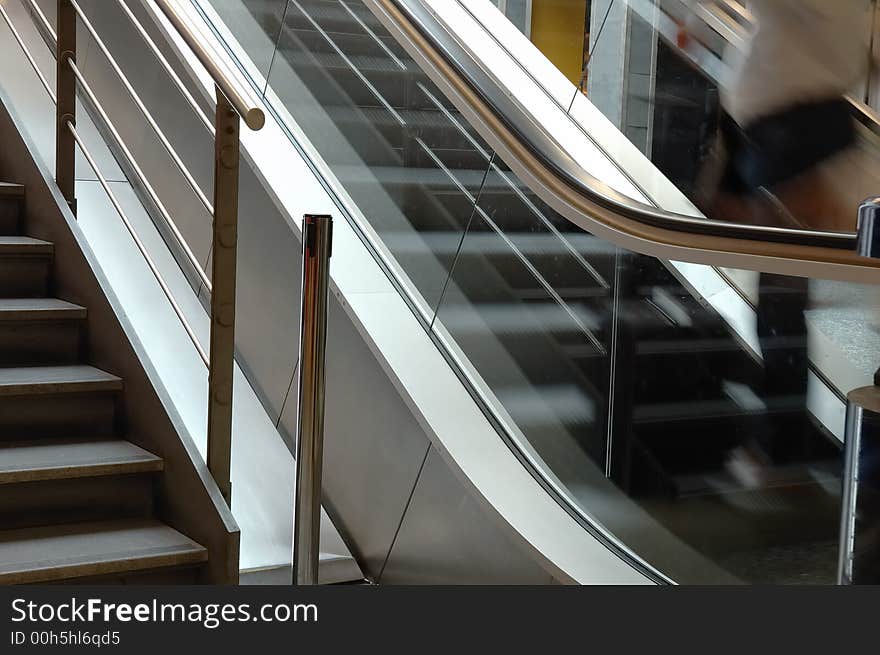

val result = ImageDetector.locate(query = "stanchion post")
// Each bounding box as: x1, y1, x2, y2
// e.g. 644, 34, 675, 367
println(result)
293, 214, 333, 585
838, 199, 880, 583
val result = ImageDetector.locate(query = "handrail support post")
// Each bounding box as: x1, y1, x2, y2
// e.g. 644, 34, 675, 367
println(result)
56, 0, 76, 214
206, 87, 239, 507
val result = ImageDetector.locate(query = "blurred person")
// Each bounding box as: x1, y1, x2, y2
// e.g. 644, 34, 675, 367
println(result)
680, 0, 874, 485
683, 0, 873, 230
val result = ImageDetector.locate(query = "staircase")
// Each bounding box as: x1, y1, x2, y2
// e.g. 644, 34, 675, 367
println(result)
0, 182, 209, 584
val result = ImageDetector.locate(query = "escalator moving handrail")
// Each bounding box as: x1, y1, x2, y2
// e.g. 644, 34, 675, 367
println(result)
373, 0, 880, 274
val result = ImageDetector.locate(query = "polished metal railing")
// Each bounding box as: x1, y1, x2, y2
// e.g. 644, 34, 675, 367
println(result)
14, 0, 267, 507
1, 0, 338, 583
293, 214, 333, 586
839, 199, 880, 584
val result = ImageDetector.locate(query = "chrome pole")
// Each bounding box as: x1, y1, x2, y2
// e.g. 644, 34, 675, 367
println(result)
838, 199, 880, 583
838, 382, 880, 584
293, 214, 333, 586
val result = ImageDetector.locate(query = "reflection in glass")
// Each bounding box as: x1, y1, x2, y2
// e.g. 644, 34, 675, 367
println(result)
199, 0, 878, 583
204, 0, 289, 80
263, 0, 493, 313
437, 147, 851, 583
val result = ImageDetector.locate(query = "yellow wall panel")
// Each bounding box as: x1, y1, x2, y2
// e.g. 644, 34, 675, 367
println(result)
529, 0, 588, 84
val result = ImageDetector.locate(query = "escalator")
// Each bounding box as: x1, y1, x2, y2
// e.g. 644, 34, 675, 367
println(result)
195, 0, 871, 583
4, 0, 877, 584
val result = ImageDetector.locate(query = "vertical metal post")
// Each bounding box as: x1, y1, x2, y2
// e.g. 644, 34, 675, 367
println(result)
838, 199, 880, 583
838, 383, 880, 584
293, 214, 333, 586
56, 0, 76, 214
207, 87, 239, 507
857, 197, 880, 258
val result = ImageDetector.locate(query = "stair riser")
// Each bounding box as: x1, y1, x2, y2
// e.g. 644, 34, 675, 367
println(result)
292, 24, 402, 59
0, 392, 117, 439
0, 200, 20, 235
0, 258, 51, 297
0, 474, 154, 530
287, 4, 384, 38
334, 118, 475, 156
296, 62, 426, 110
0, 320, 82, 365
39, 565, 201, 585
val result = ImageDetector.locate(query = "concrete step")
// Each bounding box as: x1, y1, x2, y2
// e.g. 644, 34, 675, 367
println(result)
0, 437, 162, 484
0, 297, 86, 321
0, 236, 53, 297
0, 183, 24, 234
0, 365, 122, 396
0, 183, 25, 198
0, 365, 122, 438
0, 298, 86, 365
0, 518, 207, 584
240, 554, 364, 585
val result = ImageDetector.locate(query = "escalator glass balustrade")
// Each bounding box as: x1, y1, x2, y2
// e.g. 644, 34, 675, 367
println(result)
198, 0, 880, 583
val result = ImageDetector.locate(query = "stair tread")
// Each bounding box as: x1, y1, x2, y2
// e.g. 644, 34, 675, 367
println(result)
0, 236, 52, 254
0, 297, 86, 320
674, 458, 839, 498
0, 438, 162, 484
0, 183, 24, 198
634, 394, 805, 424
282, 49, 410, 74
0, 365, 122, 395
0, 518, 207, 584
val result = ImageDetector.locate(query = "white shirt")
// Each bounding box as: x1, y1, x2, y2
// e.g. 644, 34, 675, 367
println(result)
704, 0, 873, 125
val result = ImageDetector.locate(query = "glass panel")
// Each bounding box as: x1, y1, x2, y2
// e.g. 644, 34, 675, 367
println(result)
434, 156, 614, 466
489, 0, 532, 36
201, 0, 878, 583
483, 0, 880, 234
435, 147, 870, 583
433, 195, 612, 476
202, 0, 290, 81
608, 255, 850, 583
580, 0, 878, 232
266, 0, 494, 314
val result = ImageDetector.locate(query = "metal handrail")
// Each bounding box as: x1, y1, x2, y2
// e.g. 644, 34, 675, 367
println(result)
68, 121, 210, 365
70, 0, 214, 215
0, 4, 54, 103
372, 0, 880, 280
20, 0, 212, 289
26, 0, 56, 40
13, 0, 270, 508
0, 1, 211, 356
153, 0, 264, 130
114, 0, 214, 134
68, 58, 212, 291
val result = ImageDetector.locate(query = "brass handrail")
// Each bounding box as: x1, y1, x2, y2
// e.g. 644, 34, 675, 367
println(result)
0, 4, 54, 103
153, 0, 264, 131
370, 0, 880, 284
45, 0, 268, 507
68, 120, 210, 366
114, 0, 214, 134
71, 0, 214, 215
